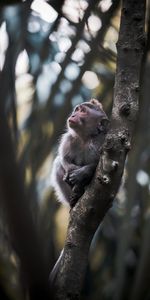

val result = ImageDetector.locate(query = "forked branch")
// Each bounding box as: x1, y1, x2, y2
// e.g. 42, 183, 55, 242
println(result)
53, 1, 146, 299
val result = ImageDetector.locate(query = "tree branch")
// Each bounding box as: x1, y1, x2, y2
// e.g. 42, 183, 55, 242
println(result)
53, 0, 146, 299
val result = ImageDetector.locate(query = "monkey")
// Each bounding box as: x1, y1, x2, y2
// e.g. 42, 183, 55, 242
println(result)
51, 99, 109, 208
49, 99, 109, 283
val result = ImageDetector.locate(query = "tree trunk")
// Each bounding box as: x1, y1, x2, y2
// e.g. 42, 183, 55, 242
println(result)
53, 1, 146, 299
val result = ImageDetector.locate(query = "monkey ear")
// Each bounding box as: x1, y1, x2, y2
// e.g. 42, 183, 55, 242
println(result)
97, 118, 110, 134
90, 99, 103, 110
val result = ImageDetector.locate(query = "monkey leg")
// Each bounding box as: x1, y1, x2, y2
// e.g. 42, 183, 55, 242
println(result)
70, 184, 85, 208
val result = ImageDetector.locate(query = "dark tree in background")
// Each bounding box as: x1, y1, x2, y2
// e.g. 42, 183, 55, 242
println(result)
0, 1, 149, 300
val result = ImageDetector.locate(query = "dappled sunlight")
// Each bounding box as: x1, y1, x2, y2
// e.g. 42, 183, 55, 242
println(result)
104, 25, 118, 53
99, 0, 112, 12
31, 0, 58, 23
65, 62, 80, 80
136, 170, 149, 186
58, 36, 72, 52
62, 0, 88, 23
88, 15, 102, 32
82, 71, 100, 89
55, 206, 69, 250
0, 22, 8, 70
15, 50, 29, 76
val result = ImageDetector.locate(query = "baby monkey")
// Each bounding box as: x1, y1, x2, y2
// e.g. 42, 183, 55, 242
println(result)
51, 99, 109, 207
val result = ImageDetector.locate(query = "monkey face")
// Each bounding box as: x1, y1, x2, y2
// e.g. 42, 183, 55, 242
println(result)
67, 101, 109, 136
68, 104, 87, 127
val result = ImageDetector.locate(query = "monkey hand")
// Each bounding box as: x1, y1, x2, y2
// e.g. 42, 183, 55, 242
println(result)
63, 172, 73, 187
67, 168, 83, 186
68, 165, 94, 186
63, 165, 80, 185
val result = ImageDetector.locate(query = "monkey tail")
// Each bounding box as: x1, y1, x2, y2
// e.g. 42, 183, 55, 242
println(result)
49, 249, 64, 284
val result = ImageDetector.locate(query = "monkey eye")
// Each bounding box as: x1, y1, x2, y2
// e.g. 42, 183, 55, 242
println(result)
74, 105, 87, 114
74, 106, 79, 112
80, 106, 86, 113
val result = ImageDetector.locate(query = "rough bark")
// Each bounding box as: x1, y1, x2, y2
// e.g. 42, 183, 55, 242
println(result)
53, 0, 146, 299
114, 11, 150, 300
129, 19, 150, 300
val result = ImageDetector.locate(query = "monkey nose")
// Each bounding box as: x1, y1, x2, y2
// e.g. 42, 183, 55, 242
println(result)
71, 114, 76, 118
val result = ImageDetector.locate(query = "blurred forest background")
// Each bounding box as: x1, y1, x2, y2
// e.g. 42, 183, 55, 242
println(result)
0, 0, 149, 299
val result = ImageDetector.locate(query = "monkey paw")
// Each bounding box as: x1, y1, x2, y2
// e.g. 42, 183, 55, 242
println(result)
63, 172, 73, 187
68, 169, 81, 185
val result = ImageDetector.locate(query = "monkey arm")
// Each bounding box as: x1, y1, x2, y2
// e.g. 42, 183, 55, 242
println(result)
67, 163, 97, 186
62, 162, 79, 185
62, 159, 79, 173
67, 164, 97, 208
61, 153, 81, 183
59, 134, 81, 175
